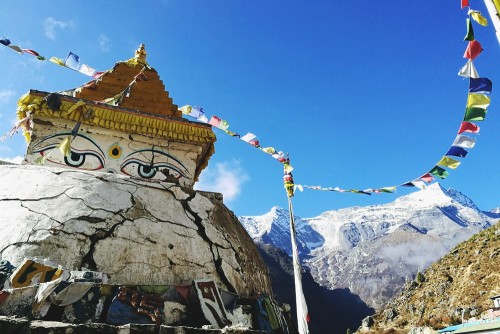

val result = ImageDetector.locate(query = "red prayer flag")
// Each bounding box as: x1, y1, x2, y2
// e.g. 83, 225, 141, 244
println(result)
21, 49, 40, 57
463, 40, 483, 60
458, 121, 480, 134
208, 116, 222, 127
461, 0, 469, 8
420, 173, 434, 183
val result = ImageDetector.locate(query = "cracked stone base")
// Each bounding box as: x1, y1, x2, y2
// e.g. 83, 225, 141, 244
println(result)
0, 316, 267, 334
0, 165, 271, 296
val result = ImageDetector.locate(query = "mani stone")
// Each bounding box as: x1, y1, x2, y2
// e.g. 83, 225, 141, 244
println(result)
0, 164, 272, 296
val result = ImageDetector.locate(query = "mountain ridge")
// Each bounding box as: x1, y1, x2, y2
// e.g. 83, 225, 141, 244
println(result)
240, 183, 497, 312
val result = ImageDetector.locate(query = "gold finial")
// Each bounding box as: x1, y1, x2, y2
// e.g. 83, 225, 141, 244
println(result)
134, 44, 147, 63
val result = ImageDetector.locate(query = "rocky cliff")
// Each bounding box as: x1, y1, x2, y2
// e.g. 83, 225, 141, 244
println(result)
357, 220, 500, 333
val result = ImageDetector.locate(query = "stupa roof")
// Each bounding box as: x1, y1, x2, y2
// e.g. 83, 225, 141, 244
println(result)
73, 44, 181, 117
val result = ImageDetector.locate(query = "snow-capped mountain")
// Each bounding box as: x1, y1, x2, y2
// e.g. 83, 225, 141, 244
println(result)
240, 206, 324, 256
240, 183, 497, 310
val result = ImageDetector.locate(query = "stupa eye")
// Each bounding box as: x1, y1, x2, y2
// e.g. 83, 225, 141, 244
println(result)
119, 149, 189, 181
31, 133, 106, 171
63, 150, 104, 170
138, 164, 157, 178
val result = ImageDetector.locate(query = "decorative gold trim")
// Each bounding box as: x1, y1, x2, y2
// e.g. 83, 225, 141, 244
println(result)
17, 91, 216, 146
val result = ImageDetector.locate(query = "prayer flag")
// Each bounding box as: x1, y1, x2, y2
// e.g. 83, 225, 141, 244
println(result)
241, 132, 257, 143
429, 166, 449, 179
458, 121, 480, 134
8, 45, 23, 54
272, 151, 285, 161
420, 173, 434, 183
0, 37, 10, 46
262, 147, 277, 154
179, 105, 205, 119
463, 107, 487, 121
446, 146, 468, 158
469, 78, 492, 94
461, 0, 469, 8
458, 61, 479, 78
217, 120, 229, 131
469, 10, 489, 26
64, 52, 80, 70
49, 57, 65, 66
453, 134, 476, 148
437, 156, 461, 169
464, 18, 475, 41
350, 189, 372, 195
57, 136, 72, 157
377, 186, 396, 193
208, 116, 221, 127
241, 132, 260, 147
466, 93, 490, 108
22, 49, 40, 57
79, 64, 97, 77
223, 129, 240, 137
463, 40, 483, 60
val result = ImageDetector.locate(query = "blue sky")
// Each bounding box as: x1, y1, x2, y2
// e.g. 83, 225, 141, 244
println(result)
0, 1, 498, 218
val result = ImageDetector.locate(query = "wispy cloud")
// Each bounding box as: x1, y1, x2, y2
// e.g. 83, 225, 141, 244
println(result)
195, 160, 249, 203
43, 17, 74, 40
98, 34, 110, 52
0, 156, 23, 164
0, 90, 16, 104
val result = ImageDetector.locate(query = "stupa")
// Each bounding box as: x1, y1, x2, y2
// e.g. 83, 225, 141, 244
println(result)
0, 45, 291, 333
19, 44, 215, 188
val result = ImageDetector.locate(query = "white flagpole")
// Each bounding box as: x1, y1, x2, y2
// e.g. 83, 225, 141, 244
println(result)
484, 0, 500, 44
283, 158, 310, 334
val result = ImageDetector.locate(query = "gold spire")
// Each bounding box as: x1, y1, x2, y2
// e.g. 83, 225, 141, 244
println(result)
134, 44, 147, 63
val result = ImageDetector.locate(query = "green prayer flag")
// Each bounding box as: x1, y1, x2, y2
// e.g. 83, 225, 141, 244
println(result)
463, 107, 487, 121
464, 18, 475, 41
377, 186, 396, 193
429, 166, 449, 179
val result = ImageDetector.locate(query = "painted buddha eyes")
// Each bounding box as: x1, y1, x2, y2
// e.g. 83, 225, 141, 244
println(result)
32, 133, 105, 171
120, 149, 188, 181
32, 134, 189, 182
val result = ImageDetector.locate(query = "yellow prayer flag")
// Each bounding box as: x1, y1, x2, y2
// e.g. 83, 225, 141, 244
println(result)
262, 147, 276, 154
494, 0, 500, 13
49, 57, 65, 66
179, 105, 192, 115
467, 93, 490, 108
470, 11, 489, 26
437, 156, 461, 169
379, 186, 397, 193
57, 136, 72, 157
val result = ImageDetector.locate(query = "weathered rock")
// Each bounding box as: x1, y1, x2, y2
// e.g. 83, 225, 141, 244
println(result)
0, 164, 271, 296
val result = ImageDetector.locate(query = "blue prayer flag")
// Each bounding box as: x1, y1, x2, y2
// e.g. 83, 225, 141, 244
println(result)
0, 37, 11, 46
469, 78, 492, 94
446, 146, 468, 158
64, 52, 80, 70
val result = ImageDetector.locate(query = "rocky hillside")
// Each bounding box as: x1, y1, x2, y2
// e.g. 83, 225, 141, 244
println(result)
357, 220, 500, 333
